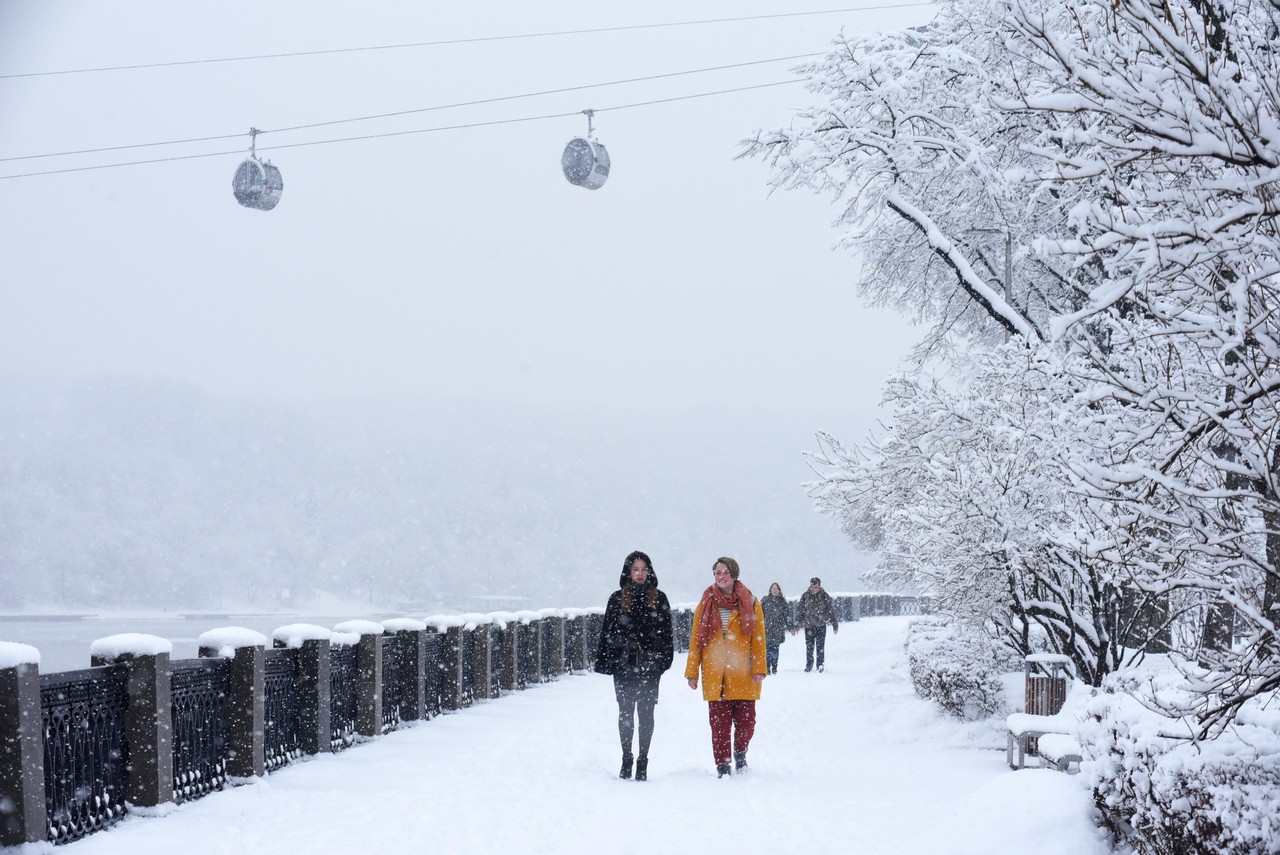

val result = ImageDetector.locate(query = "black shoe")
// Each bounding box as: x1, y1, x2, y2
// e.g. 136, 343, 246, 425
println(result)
734, 750, 748, 771
716, 763, 732, 778
817, 664, 824, 673
635, 756, 648, 782
805, 666, 812, 672
620, 754, 633, 780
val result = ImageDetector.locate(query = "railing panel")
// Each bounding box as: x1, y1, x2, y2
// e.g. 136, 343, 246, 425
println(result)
564, 619, 583, 673
459, 628, 476, 707
585, 613, 603, 666
380, 634, 410, 733
423, 631, 442, 717
329, 645, 358, 751
170, 658, 230, 804
263, 648, 302, 771
486, 625, 503, 698
39, 665, 130, 844
673, 608, 694, 654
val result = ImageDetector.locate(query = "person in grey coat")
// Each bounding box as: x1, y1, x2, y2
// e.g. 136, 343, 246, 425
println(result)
791, 576, 839, 672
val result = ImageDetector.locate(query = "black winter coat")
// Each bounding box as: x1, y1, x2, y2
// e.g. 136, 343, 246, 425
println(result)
796, 588, 839, 630
593, 573, 674, 679
761, 594, 793, 646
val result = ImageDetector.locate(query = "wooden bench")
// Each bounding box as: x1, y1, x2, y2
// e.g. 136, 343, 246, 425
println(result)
1035, 733, 1082, 772
1006, 712, 1074, 770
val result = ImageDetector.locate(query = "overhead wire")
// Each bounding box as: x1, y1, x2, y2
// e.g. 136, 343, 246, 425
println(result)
0, 1, 934, 182
0, 3, 934, 80
0, 52, 822, 164
0, 81, 796, 181
264, 52, 821, 135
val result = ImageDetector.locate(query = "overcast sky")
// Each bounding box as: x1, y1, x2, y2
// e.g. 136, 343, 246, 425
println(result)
1, 0, 935, 421
0, 1, 938, 605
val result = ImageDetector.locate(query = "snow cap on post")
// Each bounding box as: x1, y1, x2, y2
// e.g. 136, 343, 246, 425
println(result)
197, 627, 269, 658
382, 618, 427, 633
89, 633, 173, 661
333, 619, 385, 637
0, 641, 40, 669
272, 624, 334, 649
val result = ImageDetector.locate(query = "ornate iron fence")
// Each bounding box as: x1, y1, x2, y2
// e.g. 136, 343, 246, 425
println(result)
329, 645, 357, 751
263, 647, 302, 771
423, 631, 443, 717
584, 613, 603, 667
459, 627, 477, 707
381, 634, 410, 733
673, 608, 694, 653
39, 665, 130, 844
563, 618, 583, 672
486, 624, 502, 697
170, 658, 230, 804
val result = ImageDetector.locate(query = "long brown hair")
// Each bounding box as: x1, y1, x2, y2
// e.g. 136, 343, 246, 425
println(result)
621, 551, 658, 611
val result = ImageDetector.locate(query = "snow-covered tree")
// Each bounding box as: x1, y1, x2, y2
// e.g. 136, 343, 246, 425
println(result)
757, 0, 1280, 729
810, 341, 1174, 684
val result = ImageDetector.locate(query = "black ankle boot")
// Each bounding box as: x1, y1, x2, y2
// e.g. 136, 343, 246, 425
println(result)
634, 756, 648, 781
734, 750, 748, 771
716, 763, 732, 778
619, 753, 633, 779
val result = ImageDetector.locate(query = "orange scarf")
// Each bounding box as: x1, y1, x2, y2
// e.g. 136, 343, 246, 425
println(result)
694, 581, 755, 651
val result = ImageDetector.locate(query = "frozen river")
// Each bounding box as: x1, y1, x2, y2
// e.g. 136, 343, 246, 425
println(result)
0, 613, 393, 673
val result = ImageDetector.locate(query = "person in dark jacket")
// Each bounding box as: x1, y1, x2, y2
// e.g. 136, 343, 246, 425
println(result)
791, 576, 839, 672
761, 582, 793, 674
593, 550, 674, 781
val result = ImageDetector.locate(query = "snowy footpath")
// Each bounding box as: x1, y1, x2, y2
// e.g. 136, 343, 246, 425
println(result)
54, 616, 1115, 855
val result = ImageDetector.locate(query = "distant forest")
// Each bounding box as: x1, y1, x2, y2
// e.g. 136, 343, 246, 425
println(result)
0, 378, 872, 612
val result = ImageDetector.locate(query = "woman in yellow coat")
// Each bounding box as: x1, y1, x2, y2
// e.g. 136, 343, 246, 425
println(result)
685, 556, 767, 777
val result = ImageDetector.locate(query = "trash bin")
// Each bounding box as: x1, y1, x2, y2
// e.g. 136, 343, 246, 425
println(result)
1024, 654, 1070, 755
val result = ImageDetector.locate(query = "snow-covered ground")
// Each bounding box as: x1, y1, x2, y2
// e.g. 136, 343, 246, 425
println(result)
43, 616, 1114, 855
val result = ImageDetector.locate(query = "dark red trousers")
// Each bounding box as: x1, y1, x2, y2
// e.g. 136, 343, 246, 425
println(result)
707, 699, 756, 764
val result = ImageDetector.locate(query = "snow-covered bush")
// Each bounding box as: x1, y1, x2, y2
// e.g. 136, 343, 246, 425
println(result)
1080, 670, 1280, 855
905, 617, 1007, 720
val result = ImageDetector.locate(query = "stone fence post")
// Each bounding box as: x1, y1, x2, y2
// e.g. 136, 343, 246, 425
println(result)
498, 618, 521, 691
523, 618, 542, 686
470, 621, 494, 701
198, 628, 267, 779
335, 621, 384, 738
90, 634, 174, 809
568, 614, 588, 671
544, 613, 566, 678
0, 643, 45, 846
272, 625, 333, 756
439, 623, 465, 712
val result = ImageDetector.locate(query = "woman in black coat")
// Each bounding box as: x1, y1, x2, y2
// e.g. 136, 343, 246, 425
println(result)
761, 581, 793, 674
593, 550, 674, 782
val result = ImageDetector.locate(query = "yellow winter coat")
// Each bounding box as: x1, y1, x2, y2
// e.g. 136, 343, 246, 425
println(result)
684, 598, 767, 701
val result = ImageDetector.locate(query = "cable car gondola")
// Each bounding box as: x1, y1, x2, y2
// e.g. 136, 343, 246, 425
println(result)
232, 128, 284, 211
562, 109, 609, 190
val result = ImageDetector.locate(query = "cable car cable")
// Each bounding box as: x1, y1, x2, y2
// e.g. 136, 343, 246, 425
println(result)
0, 80, 794, 181
0, 3, 935, 80
264, 51, 822, 135
1, 52, 820, 164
